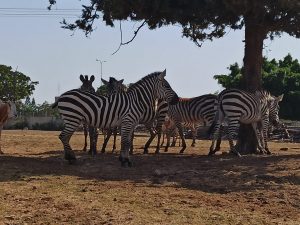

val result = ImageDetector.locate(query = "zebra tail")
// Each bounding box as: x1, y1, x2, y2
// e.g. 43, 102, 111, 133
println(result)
207, 117, 217, 138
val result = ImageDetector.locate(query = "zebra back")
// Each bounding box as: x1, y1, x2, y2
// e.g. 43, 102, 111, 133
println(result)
168, 94, 218, 126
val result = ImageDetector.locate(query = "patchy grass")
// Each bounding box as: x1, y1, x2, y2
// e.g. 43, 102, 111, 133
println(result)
0, 130, 299, 225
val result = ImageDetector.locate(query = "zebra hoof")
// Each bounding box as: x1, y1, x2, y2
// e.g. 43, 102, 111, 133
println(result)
208, 151, 215, 156
143, 150, 149, 154
65, 152, 76, 161
119, 157, 132, 167
101, 149, 106, 154
155, 150, 160, 154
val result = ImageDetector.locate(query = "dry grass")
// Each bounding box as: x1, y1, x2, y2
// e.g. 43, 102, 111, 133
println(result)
0, 130, 299, 225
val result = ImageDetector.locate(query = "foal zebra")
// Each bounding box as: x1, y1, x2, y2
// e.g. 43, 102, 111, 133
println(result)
79, 75, 98, 155
166, 94, 219, 153
208, 89, 283, 156
53, 70, 178, 166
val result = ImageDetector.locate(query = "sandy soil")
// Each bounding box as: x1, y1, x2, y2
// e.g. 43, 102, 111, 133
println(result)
0, 130, 299, 225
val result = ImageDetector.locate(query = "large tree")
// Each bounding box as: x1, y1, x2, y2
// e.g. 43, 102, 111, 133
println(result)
49, 0, 300, 154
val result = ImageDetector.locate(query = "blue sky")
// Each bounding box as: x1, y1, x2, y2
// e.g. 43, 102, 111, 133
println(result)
1, 0, 300, 104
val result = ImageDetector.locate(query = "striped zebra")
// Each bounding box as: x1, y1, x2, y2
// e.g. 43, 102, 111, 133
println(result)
79, 75, 98, 155
101, 76, 169, 154
100, 77, 127, 153
166, 94, 219, 153
208, 89, 283, 156
53, 70, 178, 166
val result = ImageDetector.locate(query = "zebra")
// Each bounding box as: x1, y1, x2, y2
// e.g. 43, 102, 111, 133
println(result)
100, 76, 169, 154
53, 70, 179, 166
160, 116, 181, 148
160, 116, 204, 148
208, 89, 284, 156
79, 74, 98, 155
166, 94, 219, 153
100, 77, 127, 153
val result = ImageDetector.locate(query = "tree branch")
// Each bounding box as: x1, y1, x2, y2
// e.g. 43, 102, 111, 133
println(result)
112, 20, 147, 55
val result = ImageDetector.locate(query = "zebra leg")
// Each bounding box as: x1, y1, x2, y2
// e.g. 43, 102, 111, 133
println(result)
101, 129, 113, 153
88, 126, 98, 156
171, 136, 176, 147
227, 122, 241, 157
59, 126, 77, 163
160, 133, 165, 147
165, 131, 171, 152
251, 122, 265, 154
177, 123, 187, 153
82, 125, 88, 151
112, 128, 118, 153
208, 122, 222, 155
262, 118, 271, 154
155, 129, 162, 154
129, 132, 135, 155
119, 123, 135, 167
214, 125, 223, 153
191, 128, 196, 147
144, 126, 156, 154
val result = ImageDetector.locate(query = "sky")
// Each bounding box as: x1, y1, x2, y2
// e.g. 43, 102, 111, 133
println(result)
1, 0, 300, 104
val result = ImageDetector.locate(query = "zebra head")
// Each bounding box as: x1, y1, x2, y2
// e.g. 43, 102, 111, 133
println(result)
268, 93, 284, 127
80, 74, 96, 93
156, 70, 179, 105
101, 77, 127, 96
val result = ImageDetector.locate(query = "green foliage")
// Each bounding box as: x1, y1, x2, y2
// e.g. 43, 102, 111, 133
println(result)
214, 54, 300, 120
50, 1, 300, 45
19, 98, 60, 117
0, 65, 39, 101
96, 84, 108, 96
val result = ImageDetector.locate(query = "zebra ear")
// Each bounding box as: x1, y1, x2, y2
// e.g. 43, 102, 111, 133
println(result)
158, 70, 166, 80
80, 75, 85, 82
276, 94, 284, 102
90, 75, 95, 82
119, 79, 124, 84
101, 78, 109, 86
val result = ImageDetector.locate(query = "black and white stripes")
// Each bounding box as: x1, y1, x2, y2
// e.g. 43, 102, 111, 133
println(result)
167, 94, 218, 153
208, 89, 283, 156
55, 70, 178, 166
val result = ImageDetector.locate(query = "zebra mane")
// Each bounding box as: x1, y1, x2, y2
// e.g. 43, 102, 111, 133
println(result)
256, 90, 274, 101
127, 71, 162, 91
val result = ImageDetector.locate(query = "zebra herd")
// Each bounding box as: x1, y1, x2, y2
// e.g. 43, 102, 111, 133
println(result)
53, 70, 284, 167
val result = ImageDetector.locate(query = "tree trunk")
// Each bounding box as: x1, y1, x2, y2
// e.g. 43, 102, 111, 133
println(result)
236, 17, 267, 155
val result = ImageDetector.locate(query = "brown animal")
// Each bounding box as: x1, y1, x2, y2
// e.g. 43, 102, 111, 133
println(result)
0, 101, 17, 154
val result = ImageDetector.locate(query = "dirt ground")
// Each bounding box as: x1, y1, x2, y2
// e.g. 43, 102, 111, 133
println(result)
0, 130, 299, 225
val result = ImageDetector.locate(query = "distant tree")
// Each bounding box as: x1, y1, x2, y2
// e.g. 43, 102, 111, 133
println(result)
0, 65, 38, 101
96, 84, 108, 96
214, 54, 300, 120
49, 0, 300, 153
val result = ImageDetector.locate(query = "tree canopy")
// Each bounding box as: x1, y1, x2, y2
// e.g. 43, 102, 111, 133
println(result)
0, 65, 39, 101
214, 54, 300, 120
